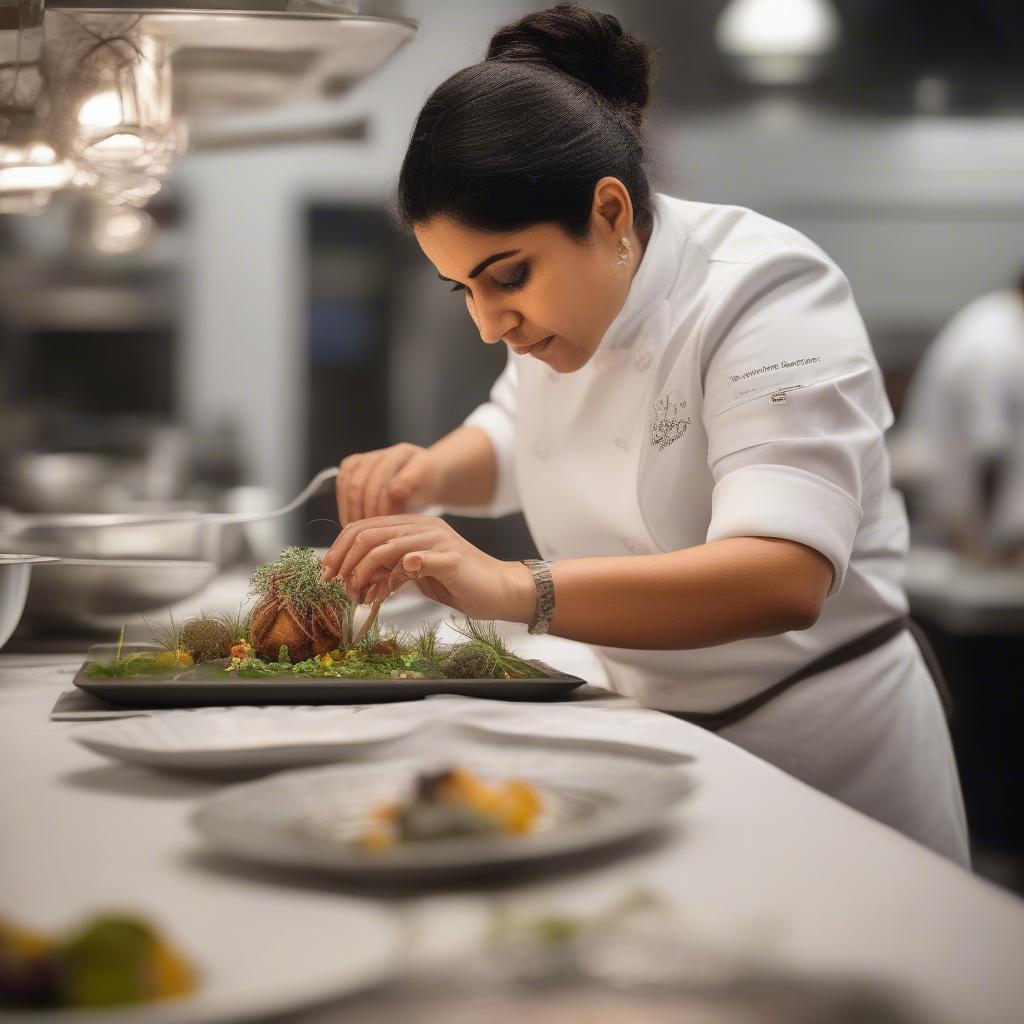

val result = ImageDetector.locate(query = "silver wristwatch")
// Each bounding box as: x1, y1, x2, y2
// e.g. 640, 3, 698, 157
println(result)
520, 558, 555, 635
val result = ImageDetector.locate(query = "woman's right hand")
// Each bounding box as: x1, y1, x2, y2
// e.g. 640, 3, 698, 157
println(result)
336, 443, 445, 525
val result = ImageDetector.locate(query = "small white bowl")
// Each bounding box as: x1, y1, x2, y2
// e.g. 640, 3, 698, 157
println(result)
0, 554, 59, 649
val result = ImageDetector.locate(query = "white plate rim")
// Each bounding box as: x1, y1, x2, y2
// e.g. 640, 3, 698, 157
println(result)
73, 711, 420, 769
454, 718, 695, 765
192, 753, 696, 878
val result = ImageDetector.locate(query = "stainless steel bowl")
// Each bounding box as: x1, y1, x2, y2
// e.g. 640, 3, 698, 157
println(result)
0, 511, 232, 564
4, 453, 135, 514
0, 466, 337, 570
0, 554, 60, 648
22, 558, 218, 631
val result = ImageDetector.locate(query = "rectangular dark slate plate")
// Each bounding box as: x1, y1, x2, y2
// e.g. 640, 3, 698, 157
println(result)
72, 658, 588, 708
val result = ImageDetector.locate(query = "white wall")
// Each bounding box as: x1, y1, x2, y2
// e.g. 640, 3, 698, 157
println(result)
660, 103, 1024, 363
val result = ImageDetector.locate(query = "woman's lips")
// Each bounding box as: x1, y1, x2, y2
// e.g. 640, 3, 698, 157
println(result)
511, 334, 554, 355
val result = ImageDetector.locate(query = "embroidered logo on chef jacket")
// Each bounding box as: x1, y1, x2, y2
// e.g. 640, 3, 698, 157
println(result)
649, 392, 692, 451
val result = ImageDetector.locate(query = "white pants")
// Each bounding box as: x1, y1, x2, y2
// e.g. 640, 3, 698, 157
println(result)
719, 630, 970, 867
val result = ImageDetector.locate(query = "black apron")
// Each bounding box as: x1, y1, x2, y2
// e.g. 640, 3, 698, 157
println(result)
670, 616, 953, 733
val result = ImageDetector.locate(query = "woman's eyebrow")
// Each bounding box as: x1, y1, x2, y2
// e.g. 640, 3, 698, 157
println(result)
436, 249, 521, 283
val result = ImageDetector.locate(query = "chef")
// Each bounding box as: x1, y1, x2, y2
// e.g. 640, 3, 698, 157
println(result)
320, 4, 969, 865
896, 272, 1024, 561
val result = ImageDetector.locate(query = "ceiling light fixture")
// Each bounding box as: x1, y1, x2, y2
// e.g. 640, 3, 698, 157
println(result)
716, 0, 840, 85
0, 2, 416, 214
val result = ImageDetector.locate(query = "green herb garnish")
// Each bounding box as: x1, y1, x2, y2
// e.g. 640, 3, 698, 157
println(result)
248, 546, 351, 613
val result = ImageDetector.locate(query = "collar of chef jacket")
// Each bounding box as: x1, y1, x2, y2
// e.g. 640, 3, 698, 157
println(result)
594, 192, 690, 355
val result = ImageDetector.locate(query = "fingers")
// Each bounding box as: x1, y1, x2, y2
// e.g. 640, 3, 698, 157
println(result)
338, 451, 389, 526
320, 524, 399, 587
366, 550, 460, 607
337, 444, 433, 525
364, 445, 416, 520
342, 530, 443, 603
360, 567, 405, 608
319, 514, 441, 583
336, 455, 352, 527
337, 453, 371, 527
385, 449, 436, 515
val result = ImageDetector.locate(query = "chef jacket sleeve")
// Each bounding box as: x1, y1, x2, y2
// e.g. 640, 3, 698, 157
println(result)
443, 348, 521, 518
699, 249, 891, 598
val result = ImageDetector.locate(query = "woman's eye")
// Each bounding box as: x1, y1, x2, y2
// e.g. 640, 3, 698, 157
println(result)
496, 265, 529, 291
447, 264, 527, 296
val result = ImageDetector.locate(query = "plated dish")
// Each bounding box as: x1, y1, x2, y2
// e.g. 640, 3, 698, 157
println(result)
0, 912, 194, 1012
73, 547, 586, 707
191, 750, 695, 883
0, 899, 401, 1024
72, 661, 586, 708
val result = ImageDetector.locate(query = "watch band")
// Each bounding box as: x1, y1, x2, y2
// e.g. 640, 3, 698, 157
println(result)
520, 558, 555, 635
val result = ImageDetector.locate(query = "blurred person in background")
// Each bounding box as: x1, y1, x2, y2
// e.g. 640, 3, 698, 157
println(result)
898, 270, 1024, 563
321, 4, 968, 866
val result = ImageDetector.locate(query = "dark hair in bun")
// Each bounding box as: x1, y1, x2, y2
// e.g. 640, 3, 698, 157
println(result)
487, 4, 650, 130
398, 3, 653, 238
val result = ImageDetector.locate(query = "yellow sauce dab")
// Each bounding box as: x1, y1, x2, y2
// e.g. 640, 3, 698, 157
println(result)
361, 766, 542, 852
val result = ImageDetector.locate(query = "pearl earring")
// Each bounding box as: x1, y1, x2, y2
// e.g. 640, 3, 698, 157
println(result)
615, 235, 633, 267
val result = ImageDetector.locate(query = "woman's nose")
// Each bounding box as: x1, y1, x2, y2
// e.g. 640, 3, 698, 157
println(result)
473, 300, 518, 345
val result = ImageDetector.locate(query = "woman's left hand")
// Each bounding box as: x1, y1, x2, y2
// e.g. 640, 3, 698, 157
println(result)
319, 514, 535, 622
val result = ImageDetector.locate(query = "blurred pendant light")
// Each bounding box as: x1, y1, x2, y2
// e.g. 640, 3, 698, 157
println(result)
86, 202, 155, 254
44, 8, 182, 210
716, 0, 840, 85
0, 0, 71, 212
0, 1, 416, 215
0, 128, 73, 212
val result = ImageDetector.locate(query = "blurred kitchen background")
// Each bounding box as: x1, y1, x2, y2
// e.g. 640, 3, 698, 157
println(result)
1, 1, 1022, 885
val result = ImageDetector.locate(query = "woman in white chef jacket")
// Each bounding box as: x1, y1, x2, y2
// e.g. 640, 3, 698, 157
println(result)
321, 5, 969, 865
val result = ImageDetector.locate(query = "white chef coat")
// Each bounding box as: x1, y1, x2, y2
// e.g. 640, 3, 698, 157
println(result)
899, 289, 1024, 552
449, 192, 969, 866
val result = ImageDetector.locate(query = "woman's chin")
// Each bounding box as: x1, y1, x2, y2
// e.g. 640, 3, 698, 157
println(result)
545, 342, 589, 374
539, 347, 562, 371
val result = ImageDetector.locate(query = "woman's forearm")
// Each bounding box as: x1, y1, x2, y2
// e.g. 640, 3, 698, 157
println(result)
509, 537, 834, 650
427, 426, 498, 508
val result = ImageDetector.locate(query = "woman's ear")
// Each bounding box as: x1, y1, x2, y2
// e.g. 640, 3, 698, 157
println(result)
590, 176, 634, 240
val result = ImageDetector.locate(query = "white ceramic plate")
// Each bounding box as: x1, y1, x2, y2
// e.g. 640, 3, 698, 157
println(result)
74, 707, 419, 771
455, 707, 696, 765
1, 898, 402, 1024
192, 751, 695, 883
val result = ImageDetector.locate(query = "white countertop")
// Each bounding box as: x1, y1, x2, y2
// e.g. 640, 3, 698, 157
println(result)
3, 575, 1024, 1023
